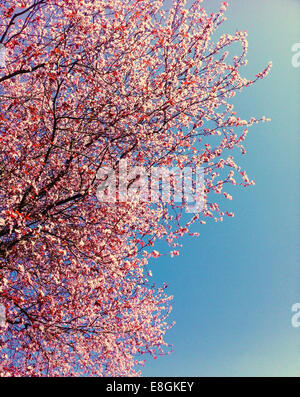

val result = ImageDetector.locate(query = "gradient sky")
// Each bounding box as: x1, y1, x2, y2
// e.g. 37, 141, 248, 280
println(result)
141, 0, 300, 377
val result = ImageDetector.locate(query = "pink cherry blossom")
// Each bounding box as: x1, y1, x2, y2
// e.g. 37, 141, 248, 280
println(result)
0, 0, 270, 376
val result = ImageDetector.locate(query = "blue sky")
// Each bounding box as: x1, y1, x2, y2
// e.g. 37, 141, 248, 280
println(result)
142, 0, 300, 376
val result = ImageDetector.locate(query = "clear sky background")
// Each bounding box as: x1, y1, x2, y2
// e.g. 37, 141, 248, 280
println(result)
141, 0, 300, 376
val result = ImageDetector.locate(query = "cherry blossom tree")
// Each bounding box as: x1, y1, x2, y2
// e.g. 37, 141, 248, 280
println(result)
0, 0, 271, 376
